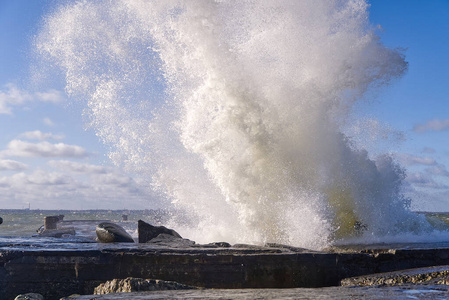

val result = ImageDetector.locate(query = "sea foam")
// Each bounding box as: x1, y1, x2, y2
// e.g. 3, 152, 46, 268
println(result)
36, 0, 435, 249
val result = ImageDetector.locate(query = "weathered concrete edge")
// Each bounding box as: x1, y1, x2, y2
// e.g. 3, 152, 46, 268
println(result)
2, 246, 449, 299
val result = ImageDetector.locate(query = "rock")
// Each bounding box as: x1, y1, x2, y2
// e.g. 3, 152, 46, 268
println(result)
93, 277, 198, 294
147, 233, 196, 247
138, 219, 182, 243
341, 265, 449, 287
14, 293, 44, 300
0, 216, 3, 224
38, 227, 76, 238
60, 294, 81, 299
96, 222, 134, 243
265, 243, 315, 252
197, 242, 232, 248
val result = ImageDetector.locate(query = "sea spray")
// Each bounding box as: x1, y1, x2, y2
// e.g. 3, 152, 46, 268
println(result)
36, 0, 433, 249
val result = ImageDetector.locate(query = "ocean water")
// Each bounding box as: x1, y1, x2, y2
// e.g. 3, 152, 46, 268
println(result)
0, 209, 167, 240
34, 0, 449, 251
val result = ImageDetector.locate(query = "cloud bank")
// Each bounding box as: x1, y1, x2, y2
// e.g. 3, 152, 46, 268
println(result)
0, 84, 64, 115
0, 140, 88, 158
413, 119, 449, 133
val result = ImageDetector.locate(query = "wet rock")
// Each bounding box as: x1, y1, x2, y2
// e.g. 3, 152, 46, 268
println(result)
265, 243, 316, 252
341, 265, 449, 286
93, 277, 198, 294
38, 227, 76, 238
14, 293, 44, 300
232, 243, 267, 249
96, 222, 134, 243
197, 242, 232, 248
61, 294, 81, 299
138, 219, 182, 243
147, 233, 196, 248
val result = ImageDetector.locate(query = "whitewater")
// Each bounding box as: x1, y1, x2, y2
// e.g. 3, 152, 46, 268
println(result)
35, 0, 445, 250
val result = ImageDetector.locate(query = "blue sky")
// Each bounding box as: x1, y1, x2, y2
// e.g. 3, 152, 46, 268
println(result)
0, 0, 448, 210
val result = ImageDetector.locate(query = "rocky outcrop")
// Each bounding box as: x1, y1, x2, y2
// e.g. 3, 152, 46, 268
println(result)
341, 265, 449, 286
138, 220, 181, 243
93, 277, 198, 294
96, 222, 134, 243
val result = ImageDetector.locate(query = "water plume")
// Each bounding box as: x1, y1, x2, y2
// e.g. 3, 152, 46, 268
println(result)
36, 0, 433, 249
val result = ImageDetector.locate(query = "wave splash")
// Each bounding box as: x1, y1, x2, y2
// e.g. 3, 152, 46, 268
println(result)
36, 0, 434, 249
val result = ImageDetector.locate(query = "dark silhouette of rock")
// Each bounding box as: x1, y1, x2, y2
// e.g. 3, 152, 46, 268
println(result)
0, 217, 3, 224
96, 222, 134, 243
94, 277, 198, 294
138, 219, 182, 243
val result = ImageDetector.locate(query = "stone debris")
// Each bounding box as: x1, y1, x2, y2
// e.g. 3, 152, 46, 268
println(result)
94, 277, 198, 294
341, 265, 449, 286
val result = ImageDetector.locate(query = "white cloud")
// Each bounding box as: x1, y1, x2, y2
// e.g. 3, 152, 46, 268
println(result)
0, 83, 32, 114
92, 173, 133, 186
19, 130, 65, 141
405, 172, 448, 189
413, 119, 449, 133
48, 160, 107, 174
43, 117, 55, 126
0, 171, 71, 191
0, 140, 88, 158
395, 153, 437, 166
0, 159, 28, 171
17, 170, 71, 185
35, 89, 64, 103
0, 84, 65, 115
426, 164, 449, 177
421, 147, 436, 154
0, 168, 154, 210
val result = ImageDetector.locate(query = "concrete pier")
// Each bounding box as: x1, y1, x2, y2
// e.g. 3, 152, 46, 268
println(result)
2, 242, 449, 299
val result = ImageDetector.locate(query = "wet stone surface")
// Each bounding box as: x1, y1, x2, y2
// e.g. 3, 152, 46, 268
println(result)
341, 265, 449, 286
3, 240, 449, 299
62, 285, 449, 300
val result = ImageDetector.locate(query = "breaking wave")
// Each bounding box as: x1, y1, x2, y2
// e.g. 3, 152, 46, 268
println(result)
36, 0, 436, 249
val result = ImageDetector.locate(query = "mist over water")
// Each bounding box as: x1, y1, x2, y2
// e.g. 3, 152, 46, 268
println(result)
36, 0, 436, 249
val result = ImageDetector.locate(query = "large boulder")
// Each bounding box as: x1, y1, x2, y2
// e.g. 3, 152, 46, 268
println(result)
96, 222, 134, 243
14, 293, 44, 300
138, 219, 182, 243
94, 277, 198, 294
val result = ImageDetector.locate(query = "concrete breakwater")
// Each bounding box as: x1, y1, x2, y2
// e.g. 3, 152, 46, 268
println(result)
2, 242, 449, 299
